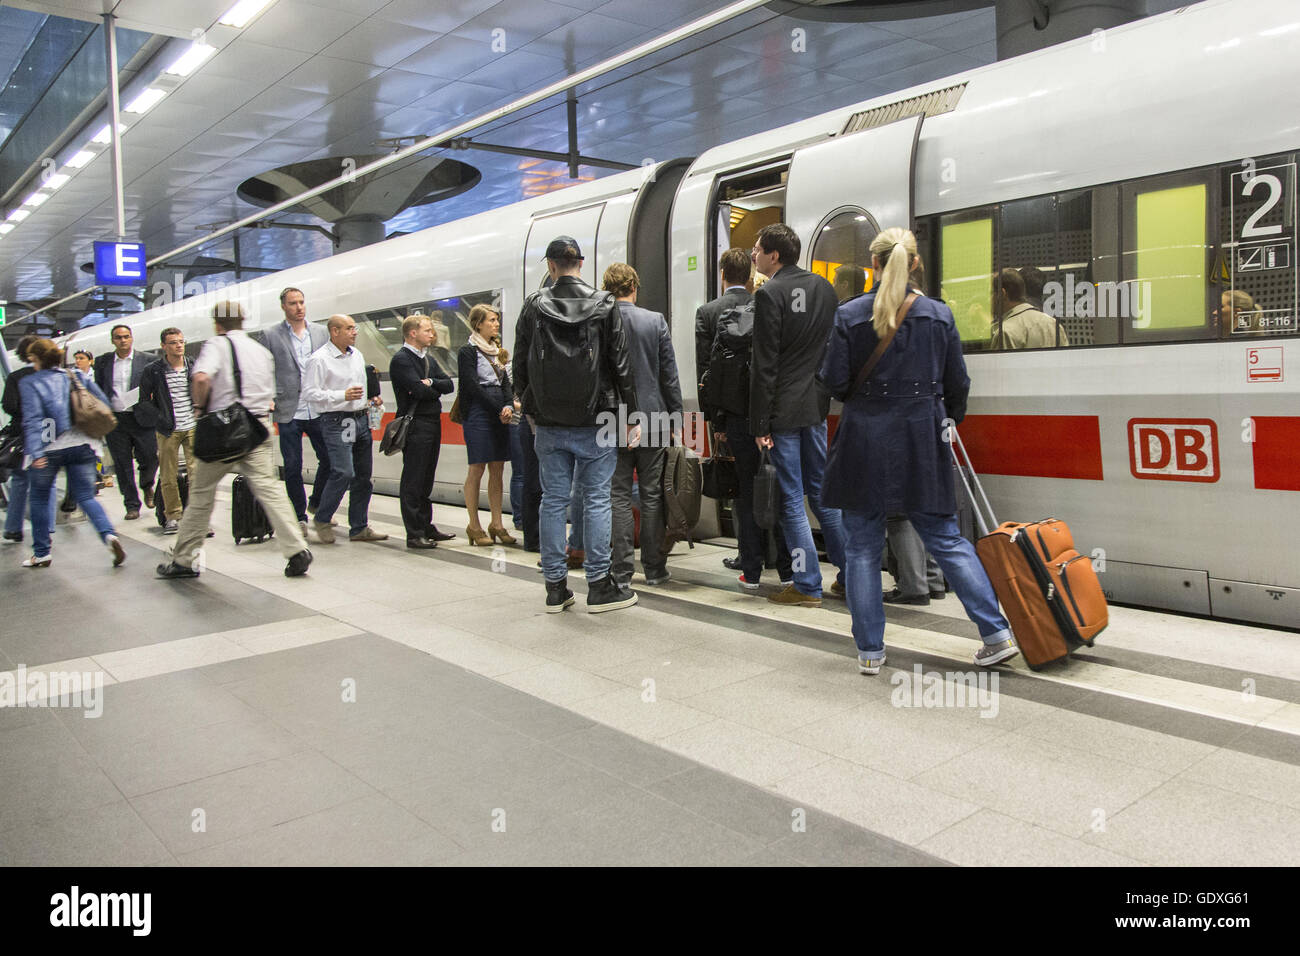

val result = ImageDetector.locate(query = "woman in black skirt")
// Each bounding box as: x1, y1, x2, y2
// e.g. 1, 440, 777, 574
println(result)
458, 304, 516, 546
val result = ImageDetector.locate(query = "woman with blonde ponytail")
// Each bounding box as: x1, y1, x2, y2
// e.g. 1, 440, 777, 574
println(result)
819, 227, 1018, 675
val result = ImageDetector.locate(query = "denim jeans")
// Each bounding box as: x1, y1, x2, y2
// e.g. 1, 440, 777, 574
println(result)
28, 445, 115, 558
535, 425, 617, 582
314, 411, 373, 537
769, 423, 845, 597
842, 510, 1012, 658
5, 463, 56, 536
278, 416, 331, 522
509, 421, 526, 529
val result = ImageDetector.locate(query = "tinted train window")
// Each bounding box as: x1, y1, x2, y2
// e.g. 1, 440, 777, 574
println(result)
994, 196, 1071, 350
1217, 154, 1298, 338
353, 289, 502, 379
810, 208, 878, 303
939, 212, 995, 348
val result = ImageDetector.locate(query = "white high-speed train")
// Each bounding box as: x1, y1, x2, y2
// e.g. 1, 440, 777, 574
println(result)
23, 0, 1300, 628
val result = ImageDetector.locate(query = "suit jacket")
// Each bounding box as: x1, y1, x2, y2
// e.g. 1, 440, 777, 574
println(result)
748, 264, 839, 436
390, 347, 453, 419
621, 302, 682, 448
92, 350, 156, 429
138, 357, 195, 436
694, 287, 752, 384
263, 320, 330, 424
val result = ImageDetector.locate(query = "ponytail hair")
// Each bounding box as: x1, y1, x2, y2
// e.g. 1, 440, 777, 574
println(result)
869, 227, 919, 339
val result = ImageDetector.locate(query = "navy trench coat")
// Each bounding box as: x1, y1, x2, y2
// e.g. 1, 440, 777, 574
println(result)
818, 289, 971, 514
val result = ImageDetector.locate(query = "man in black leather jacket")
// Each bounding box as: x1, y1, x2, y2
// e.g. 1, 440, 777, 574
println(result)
513, 236, 640, 615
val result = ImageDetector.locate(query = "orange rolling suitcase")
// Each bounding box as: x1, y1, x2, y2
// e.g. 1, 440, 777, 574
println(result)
950, 428, 1108, 670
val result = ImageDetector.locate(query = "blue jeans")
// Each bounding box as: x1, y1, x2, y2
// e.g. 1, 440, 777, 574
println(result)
278, 416, 331, 522
5, 463, 57, 536
509, 421, 526, 529
842, 510, 1012, 658
315, 411, 373, 537
535, 425, 617, 582
28, 445, 115, 558
769, 423, 845, 597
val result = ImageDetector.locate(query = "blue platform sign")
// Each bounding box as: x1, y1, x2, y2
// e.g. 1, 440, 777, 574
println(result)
93, 241, 147, 285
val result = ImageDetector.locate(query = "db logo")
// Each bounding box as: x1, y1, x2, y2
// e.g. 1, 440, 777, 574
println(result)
1128, 419, 1219, 483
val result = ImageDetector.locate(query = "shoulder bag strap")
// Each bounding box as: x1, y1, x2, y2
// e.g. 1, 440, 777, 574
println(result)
849, 291, 919, 398
226, 335, 244, 401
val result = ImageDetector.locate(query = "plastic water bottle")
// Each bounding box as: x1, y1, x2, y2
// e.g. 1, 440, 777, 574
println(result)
367, 403, 383, 431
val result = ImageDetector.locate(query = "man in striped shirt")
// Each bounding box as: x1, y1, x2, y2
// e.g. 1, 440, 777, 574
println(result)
140, 327, 196, 534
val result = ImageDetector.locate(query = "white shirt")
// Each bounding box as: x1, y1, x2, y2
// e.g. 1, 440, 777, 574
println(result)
193, 330, 276, 416
111, 351, 134, 412
402, 343, 426, 358
302, 342, 366, 413
286, 321, 316, 420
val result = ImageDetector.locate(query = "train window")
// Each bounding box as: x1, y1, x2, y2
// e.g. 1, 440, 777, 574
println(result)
938, 211, 995, 349
993, 196, 1070, 350
352, 289, 502, 379
1120, 174, 1215, 343
1216, 154, 1298, 338
810, 208, 878, 302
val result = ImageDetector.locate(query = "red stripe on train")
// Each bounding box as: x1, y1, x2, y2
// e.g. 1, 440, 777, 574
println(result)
1251, 416, 1300, 491
372, 411, 466, 445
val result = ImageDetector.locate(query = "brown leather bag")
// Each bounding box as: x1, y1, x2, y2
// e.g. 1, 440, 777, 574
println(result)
64, 369, 117, 439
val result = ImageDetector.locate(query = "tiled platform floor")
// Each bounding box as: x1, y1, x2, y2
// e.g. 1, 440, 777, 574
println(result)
3, 480, 1299, 866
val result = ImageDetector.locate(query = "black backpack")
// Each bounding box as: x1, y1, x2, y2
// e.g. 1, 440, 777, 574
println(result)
699, 303, 754, 419
526, 289, 612, 426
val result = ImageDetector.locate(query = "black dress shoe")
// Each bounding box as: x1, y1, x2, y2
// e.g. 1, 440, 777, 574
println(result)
2, 531, 22, 543
156, 561, 199, 579
883, 587, 929, 606
285, 549, 313, 577
124, 509, 140, 520
426, 527, 455, 542
722, 555, 742, 571
929, 589, 947, 600
407, 537, 438, 549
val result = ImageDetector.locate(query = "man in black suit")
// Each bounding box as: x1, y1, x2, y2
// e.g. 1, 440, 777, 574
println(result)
93, 324, 158, 519
748, 223, 845, 607
389, 314, 454, 548
694, 247, 754, 385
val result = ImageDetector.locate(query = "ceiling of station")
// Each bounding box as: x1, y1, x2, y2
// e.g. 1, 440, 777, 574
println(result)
0, 0, 1010, 313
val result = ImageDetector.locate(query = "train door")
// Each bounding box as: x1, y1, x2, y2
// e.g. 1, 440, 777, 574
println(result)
523, 202, 605, 295
785, 115, 923, 293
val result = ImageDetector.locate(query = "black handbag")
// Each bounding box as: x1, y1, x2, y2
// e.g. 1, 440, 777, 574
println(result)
0, 426, 22, 472
752, 448, 780, 531
701, 440, 739, 499
194, 337, 269, 463
379, 414, 412, 456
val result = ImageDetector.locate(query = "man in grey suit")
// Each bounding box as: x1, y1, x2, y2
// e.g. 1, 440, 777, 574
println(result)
93, 324, 158, 519
603, 263, 682, 587
262, 287, 332, 535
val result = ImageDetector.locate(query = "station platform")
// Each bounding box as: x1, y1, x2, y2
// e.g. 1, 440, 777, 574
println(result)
2, 482, 1299, 867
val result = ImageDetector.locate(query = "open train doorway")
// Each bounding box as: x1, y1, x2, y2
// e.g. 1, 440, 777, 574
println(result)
709, 161, 789, 301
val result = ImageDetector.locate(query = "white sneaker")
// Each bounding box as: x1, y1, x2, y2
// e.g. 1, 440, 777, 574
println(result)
163, 519, 179, 535
858, 653, 886, 676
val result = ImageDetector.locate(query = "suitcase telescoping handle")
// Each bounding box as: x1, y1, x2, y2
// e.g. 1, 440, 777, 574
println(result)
947, 424, 999, 537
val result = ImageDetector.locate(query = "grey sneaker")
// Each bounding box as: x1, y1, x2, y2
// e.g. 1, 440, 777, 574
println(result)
974, 638, 1020, 667
858, 653, 886, 676
643, 568, 671, 586
163, 519, 179, 535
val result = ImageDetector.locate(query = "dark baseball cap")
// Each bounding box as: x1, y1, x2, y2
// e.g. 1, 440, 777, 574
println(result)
543, 236, 584, 261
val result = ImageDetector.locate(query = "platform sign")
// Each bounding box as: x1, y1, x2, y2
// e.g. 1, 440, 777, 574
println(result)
1247, 346, 1283, 382
1228, 161, 1298, 337
93, 241, 147, 286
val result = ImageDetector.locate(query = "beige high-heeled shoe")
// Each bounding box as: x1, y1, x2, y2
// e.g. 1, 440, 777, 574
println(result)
466, 524, 492, 546
488, 523, 517, 546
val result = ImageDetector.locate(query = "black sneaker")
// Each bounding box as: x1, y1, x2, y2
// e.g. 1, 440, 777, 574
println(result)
883, 587, 930, 606
586, 575, 638, 613
722, 556, 742, 571
285, 549, 313, 577
545, 576, 574, 613
156, 561, 199, 579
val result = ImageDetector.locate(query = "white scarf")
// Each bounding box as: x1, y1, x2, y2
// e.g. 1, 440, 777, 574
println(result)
470, 331, 505, 372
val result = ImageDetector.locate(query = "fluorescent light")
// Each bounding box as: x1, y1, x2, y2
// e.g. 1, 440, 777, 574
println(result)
66, 150, 95, 169
91, 123, 128, 144
7, 209, 30, 222
45, 173, 71, 190
124, 88, 166, 114
22, 191, 49, 208
219, 0, 274, 28
165, 42, 216, 76
0, 223, 14, 235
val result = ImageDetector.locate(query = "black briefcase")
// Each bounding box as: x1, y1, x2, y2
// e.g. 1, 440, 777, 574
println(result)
701, 444, 739, 499
752, 448, 779, 530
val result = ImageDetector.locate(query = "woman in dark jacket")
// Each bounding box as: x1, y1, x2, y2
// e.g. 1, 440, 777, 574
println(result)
18, 339, 125, 568
3, 335, 57, 543
458, 304, 516, 546
819, 227, 1016, 674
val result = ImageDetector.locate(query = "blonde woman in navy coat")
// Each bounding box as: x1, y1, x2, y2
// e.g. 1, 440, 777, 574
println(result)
819, 227, 1018, 675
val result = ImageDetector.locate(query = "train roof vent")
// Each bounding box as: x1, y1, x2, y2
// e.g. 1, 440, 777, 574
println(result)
839, 82, 967, 136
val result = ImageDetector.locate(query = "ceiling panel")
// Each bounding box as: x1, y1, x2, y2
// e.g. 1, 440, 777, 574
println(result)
320, 18, 442, 68
373, 0, 501, 34
238, 1, 366, 55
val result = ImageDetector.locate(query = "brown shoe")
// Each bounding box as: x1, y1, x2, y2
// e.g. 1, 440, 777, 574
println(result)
566, 547, 585, 569
488, 523, 517, 546
767, 584, 822, 607
349, 526, 389, 543
313, 521, 336, 544
466, 524, 491, 546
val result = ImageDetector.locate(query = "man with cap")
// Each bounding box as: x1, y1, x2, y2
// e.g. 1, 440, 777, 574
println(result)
513, 237, 641, 614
